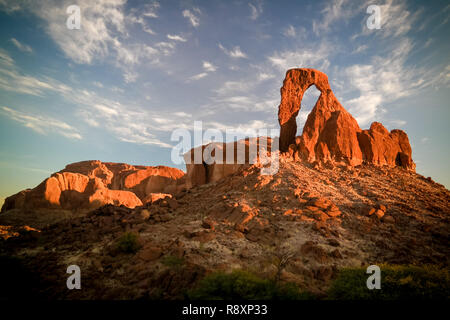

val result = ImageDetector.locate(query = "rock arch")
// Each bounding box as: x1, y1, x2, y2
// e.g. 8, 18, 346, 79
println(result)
278, 69, 332, 152
278, 68, 363, 166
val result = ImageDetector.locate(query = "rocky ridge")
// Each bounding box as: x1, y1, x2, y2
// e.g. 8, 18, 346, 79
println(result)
1, 160, 185, 212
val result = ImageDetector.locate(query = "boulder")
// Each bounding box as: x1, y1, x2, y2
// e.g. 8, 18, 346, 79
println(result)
357, 122, 415, 170
88, 189, 142, 209
142, 193, 172, 205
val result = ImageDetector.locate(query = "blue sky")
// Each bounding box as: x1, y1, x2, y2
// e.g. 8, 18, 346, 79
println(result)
0, 0, 449, 205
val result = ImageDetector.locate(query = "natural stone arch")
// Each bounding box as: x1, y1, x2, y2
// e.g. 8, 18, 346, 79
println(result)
277, 68, 415, 170
278, 68, 333, 152
277, 68, 364, 166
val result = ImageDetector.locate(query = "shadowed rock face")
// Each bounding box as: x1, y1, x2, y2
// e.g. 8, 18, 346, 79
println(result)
184, 137, 273, 188
278, 68, 415, 169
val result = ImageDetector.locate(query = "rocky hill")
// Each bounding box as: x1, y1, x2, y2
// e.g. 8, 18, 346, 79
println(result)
0, 68, 448, 299
1, 156, 449, 299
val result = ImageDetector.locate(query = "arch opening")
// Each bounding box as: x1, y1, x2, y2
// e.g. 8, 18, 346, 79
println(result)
295, 85, 321, 137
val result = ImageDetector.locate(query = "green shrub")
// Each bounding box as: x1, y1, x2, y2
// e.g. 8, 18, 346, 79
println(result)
116, 232, 141, 254
327, 264, 450, 300
188, 270, 311, 300
161, 255, 185, 270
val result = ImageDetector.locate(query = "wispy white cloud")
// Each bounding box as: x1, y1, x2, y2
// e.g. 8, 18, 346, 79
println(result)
167, 34, 187, 42
342, 38, 434, 126
258, 72, 274, 81
1, 0, 178, 83
352, 44, 368, 54
141, 1, 160, 18
10, 38, 33, 53
267, 43, 331, 72
128, 2, 160, 34
92, 81, 104, 88
283, 25, 296, 37
218, 43, 248, 59
0, 49, 70, 96
1, 106, 82, 140
0, 49, 189, 147
202, 61, 217, 72
362, 0, 422, 38
249, 1, 263, 20
188, 72, 208, 81
183, 8, 201, 27
214, 80, 252, 96
187, 61, 217, 82
312, 0, 355, 35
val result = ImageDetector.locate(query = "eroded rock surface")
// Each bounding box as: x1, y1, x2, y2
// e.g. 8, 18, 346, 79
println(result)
184, 137, 273, 188
1, 161, 185, 211
278, 68, 415, 169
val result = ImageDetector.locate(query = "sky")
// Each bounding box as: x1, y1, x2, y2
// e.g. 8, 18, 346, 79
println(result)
0, 0, 449, 206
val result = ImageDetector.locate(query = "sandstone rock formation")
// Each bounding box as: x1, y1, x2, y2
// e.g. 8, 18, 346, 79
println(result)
1, 161, 185, 212
357, 122, 415, 170
184, 137, 273, 188
278, 68, 415, 169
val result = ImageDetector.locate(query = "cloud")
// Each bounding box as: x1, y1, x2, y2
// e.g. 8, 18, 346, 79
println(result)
369, 0, 421, 38
214, 80, 252, 96
127, 2, 160, 34
205, 120, 276, 136
0, 1, 179, 83
187, 61, 217, 82
352, 44, 368, 54
258, 73, 274, 81
421, 137, 429, 144
312, 0, 354, 35
167, 34, 187, 42
283, 25, 296, 37
342, 38, 432, 126
0, 49, 189, 147
0, 49, 15, 68
92, 81, 103, 88
141, 1, 160, 18
10, 38, 33, 53
1, 106, 82, 140
202, 61, 217, 72
183, 8, 200, 27
188, 72, 208, 81
218, 44, 248, 59
0, 49, 71, 96
249, 1, 263, 20
267, 43, 331, 72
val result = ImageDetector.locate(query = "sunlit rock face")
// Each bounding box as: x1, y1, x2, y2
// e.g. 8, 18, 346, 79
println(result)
278, 68, 415, 169
1, 161, 186, 212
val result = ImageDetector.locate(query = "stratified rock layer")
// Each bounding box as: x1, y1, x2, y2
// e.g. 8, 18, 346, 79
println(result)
1, 160, 185, 212
278, 68, 415, 169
